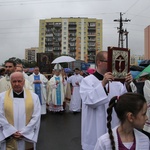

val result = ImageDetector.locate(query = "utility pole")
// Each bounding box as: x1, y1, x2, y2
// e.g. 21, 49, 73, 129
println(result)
114, 12, 130, 48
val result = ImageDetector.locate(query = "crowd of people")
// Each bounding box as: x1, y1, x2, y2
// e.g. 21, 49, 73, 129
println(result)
0, 51, 150, 150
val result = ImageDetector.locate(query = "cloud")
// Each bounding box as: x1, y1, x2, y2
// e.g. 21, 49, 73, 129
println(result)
0, 0, 149, 64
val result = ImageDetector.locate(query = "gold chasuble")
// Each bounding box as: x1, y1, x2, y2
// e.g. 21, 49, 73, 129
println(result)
4, 89, 34, 150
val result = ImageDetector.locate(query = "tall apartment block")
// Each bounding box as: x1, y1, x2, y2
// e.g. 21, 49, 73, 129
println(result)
144, 25, 150, 59
39, 17, 102, 63
25, 47, 38, 63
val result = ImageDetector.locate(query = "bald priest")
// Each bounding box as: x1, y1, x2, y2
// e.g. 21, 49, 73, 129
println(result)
0, 72, 41, 150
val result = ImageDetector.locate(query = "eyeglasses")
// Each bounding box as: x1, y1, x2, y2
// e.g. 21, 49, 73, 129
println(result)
100, 60, 108, 62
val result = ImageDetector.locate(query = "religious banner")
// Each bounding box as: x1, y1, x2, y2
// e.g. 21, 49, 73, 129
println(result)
107, 47, 130, 82
37, 52, 54, 74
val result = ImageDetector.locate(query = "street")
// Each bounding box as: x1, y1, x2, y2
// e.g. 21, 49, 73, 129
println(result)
37, 110, 82, 150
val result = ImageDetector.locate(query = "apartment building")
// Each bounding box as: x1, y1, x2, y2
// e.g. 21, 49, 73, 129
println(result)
39, 17, 102, 63
144, 25, 150, 59
25, 47, 38, 63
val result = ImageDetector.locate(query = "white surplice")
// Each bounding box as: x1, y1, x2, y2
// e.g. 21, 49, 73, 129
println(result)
0, 89, 41, 150
143, 80, 150, 133
23, 71, 29, 81
29, 73, 48, 115
0, 76, 33, 93
80, 74, 127, 150
67, 74, 83, 112
94, 126, 150, 150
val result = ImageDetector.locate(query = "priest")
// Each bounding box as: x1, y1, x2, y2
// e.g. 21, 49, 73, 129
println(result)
0, 60, 33, 93
80, 51, 133, 150
0, 72, 41, 150
29, 66, 48, 115
67, 68, 83, 113
0, 60, 16, 93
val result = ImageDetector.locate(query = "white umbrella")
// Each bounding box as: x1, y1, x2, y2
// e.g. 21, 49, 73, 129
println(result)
51, 56, 76, 64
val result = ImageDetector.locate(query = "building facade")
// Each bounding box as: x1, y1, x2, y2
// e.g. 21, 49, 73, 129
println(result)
25, 47, 38, 63
39, 17, 102, 63
130, 54, 144, 65
144, 25, 150, 59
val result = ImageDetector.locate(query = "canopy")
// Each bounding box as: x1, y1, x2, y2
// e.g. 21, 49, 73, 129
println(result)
139, 60, 150, 67
130, 71, 141, 79
135, 65, 150, 79
130, 65, 144, 71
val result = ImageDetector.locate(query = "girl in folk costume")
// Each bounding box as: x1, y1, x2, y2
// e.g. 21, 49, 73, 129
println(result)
94, 92, 150, 150
47, 64, 67, 112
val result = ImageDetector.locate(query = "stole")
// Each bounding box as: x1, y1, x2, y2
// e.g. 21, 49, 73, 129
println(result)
34, 75, 42, 105
55, 76, 61, 105
4, 89, 34, 150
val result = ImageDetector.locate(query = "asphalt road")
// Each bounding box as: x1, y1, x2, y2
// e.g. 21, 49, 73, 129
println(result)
37, 110, 82, 150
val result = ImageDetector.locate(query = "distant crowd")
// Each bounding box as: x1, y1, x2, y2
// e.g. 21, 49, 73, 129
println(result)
0, 50, 150, 150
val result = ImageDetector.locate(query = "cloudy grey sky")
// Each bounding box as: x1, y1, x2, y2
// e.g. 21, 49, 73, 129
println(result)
0, 0, 149, 64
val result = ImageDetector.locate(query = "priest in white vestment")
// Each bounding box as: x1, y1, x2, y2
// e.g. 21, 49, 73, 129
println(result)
16, 62, 29, 81
80, 51, 133, 150
47, 64, 67, 112
67, 68, 83, 112
0, 72, 41, 150
0, 60, 33, 93
29, 67, 48, 115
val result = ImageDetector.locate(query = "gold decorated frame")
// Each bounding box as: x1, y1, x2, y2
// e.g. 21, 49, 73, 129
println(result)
107, 47, 130, 82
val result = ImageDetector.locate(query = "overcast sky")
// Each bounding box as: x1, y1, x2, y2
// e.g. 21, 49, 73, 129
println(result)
0, 0, 149, 64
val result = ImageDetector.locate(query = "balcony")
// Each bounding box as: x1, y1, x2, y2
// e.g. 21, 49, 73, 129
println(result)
53, 47, 61, 50
54, 33, 61, 37
53, 42, 60, 47
88, 44, 95, 47
69, 47, 76, 52
69, 33, 76, 37
45, 47, 53, 52
46, 23, 53, 28
45, 37, 53, 42
88, 23, 96, 27
69, 38, 76, 42
88, 48, 96, 52
88, 28, 96, 31
45, 42, 53, 47
69, 27, 76, 31
54, 23, 62, 27
45, 33, 53, 37
69, 22, 76, 27
54, 52, 61, 57
88, 38, 96, 41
